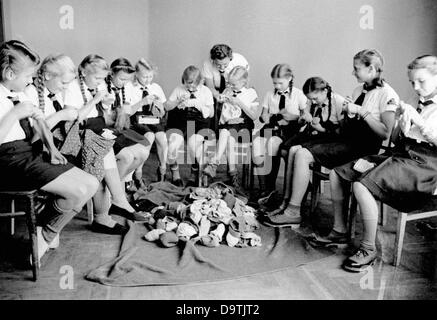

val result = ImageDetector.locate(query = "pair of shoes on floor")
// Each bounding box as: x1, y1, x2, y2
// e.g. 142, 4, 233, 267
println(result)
90, 221, 128, 235
30, 227, 59, 267
109, 204, 151, 222
262, 206, 302, 227
311, 230, 348, 247
264, 200, 288, 218
306, 230, 348, 249
342, 246, 377, 272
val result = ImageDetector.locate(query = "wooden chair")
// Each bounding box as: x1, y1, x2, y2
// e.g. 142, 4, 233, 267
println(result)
0, 190, 94, 281
200, 135, 254, 190
347, 193, 437, 267
393, 199, 437, 267
0, 190, 47, 281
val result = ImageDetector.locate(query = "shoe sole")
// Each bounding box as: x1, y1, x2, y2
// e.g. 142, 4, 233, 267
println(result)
308, 240, 348, 249
262, 220, 301, 229
342, 258, 377, 272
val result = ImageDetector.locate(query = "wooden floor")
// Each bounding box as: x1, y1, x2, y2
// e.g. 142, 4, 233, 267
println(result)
1, 153, 437, 300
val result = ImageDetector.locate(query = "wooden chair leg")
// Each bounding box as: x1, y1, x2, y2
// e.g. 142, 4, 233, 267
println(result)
86, 200, 94, 224
381, 203, 388, 226
394, 212, 408, 267
347, 194, 358, 242
282, 153, 289, 197
26, 194, 39, 281
310, 173, 320, 214
10, 199, 16, 236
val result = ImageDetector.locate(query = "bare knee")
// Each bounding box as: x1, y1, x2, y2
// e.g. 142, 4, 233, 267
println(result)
117, 150, 134, 165
352, 181, 366, 195
295, 148, 313, 163
137, 145, 151, 161
145, 132, 155, 144
155, 132, 168, 146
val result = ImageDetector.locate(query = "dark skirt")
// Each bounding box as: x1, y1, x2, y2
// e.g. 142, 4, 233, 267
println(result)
257, 120, 302, 140
131, 122, 166, 135
334, 139, 437, 212
280, 130, 337, 152
167, 108, 213, 140
306, 135, 381, 169
0, 140, 74, 191
112, 128, 150, 155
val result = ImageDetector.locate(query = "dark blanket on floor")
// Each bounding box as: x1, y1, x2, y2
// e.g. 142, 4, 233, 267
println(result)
85, 220, 332, 287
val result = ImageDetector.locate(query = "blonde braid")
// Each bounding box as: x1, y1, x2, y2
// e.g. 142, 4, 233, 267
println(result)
78, 72, 88, 104
35, 70, 46, 112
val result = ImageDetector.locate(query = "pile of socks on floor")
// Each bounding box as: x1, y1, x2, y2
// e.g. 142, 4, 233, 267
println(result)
143, 184, 261, 248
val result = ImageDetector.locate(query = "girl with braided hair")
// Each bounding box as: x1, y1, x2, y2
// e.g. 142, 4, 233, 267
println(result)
265, 77, 346, 214
0, 41, 98, 263
264, 49, 399, 228
62, 54, 151, 234
104, 57, 151, 191
252, 64, 308, 204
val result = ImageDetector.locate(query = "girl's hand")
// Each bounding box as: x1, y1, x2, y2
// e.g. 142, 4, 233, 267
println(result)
142, 95, 156, 105
277, 119, 288, 126
102, 93, 116, 106
345, 98, 360, 115
409, 107, 425, 127
310, 121, 325, 132
50, 148, 68, 165
178, 99, 188, 109
299, 112, 312, 123
395, 101, 408, 119
312, 117, 321, 126
94, 90, 109, 103
217, 94, 228, 103
261, 112, 270, 124
13, 102, 38, 120
30, 108, 45, 121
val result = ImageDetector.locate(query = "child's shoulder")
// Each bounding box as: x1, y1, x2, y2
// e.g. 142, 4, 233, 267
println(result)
380, 81, 398, 96
245, 86, 258, 94
65, 78, 81, 92
23, 84, 37, 97
331, 91, 345, 102
150, 82, 164, 91
199, 84, 213, 93
291, 86, 305, 97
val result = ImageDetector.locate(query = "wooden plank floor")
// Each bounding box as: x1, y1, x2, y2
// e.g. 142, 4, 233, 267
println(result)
1, 152, 436, 300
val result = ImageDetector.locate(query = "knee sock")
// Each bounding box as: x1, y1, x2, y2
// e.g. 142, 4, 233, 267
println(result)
267, 155, 281, 191
360, 217, 378, 251
41, 200, 75, 243
170, 163, 181, 180
94, 212, 117, 228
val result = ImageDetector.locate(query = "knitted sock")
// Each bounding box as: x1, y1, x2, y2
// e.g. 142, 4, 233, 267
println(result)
267, 155, 281, 190
170, 163, 181, 180
94, 213, 117, 228
283, 203, 301, 216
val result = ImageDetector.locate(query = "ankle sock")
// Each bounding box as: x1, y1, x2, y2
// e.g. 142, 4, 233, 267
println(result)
284, 203, 301, 216
94, 213, 117, 228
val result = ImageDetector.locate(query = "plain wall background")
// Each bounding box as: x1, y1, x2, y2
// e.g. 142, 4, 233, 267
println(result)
3, 0, 150, 66
3, 0, 437, 100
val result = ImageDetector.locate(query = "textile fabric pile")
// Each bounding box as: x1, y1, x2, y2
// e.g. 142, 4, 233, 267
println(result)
142, 182, 261, 248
